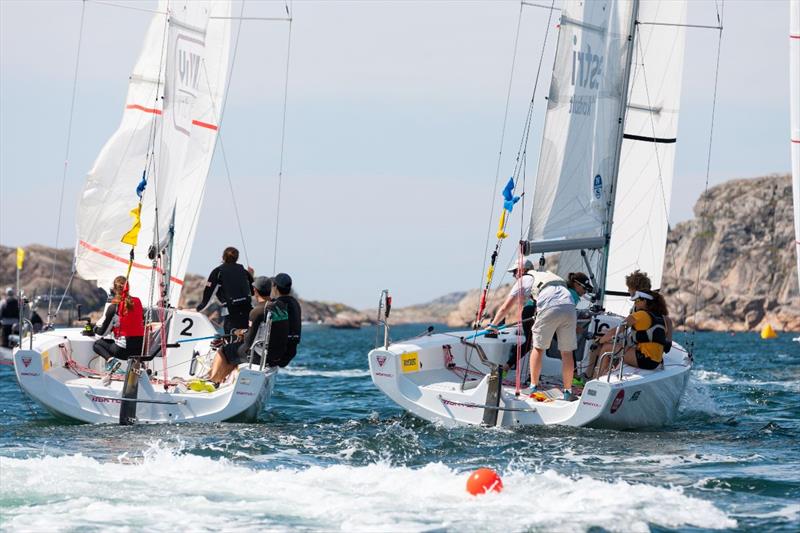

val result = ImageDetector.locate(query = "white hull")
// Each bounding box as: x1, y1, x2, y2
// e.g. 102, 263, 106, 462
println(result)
12, 310, 276, 424
368, 316, 691, 429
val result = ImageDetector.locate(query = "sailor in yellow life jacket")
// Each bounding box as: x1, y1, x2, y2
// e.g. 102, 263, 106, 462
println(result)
595, 289, 672, 376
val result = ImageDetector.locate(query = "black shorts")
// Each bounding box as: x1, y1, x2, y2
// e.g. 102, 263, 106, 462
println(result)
221, 341, 248, 366
635, 349, 660, 370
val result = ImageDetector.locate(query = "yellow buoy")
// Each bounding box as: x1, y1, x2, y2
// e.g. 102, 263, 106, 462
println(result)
760, 323, 777, 339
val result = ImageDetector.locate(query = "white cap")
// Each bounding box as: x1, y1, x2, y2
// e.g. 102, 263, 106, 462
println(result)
507, 258, 534, 273
630, 290, 653, 301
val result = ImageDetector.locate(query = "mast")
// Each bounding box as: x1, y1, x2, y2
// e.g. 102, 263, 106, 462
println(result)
596, 0, 640, 306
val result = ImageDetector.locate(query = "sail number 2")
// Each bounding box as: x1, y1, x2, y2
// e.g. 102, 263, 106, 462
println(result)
571, 42, 603, 90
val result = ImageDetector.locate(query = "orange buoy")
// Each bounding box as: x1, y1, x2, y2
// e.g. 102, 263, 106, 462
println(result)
466, 468, 503, 495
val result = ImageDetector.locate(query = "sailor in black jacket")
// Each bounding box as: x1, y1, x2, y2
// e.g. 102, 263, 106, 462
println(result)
272, 272, 302, 366
196, 247, 254, 334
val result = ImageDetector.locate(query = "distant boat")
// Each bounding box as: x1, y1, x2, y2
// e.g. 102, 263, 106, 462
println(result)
12, 0, 280, 424
369, 0, 696, 429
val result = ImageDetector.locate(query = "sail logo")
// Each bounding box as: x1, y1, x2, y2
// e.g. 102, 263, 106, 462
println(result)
171, 33, 205, 135
593, 175, 603, 199
571, 37, 604, 90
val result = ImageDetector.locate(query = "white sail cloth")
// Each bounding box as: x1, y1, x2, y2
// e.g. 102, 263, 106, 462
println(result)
791, 0, 800, 291
528, 0, 633, 267
603, 1, 687, 315
75, 1, 230, 304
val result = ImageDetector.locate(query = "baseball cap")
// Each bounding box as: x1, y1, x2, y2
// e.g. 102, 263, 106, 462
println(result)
273, 272, 292, 291
507, 258, 534, 273
252, 276, 273, 296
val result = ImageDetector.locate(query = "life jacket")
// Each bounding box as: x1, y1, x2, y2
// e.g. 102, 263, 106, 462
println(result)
217, 263, 253, 307
526, 270, 567, 299
633, 311, 671, 351
276, 295, 302, 361
114, 297, 144, 338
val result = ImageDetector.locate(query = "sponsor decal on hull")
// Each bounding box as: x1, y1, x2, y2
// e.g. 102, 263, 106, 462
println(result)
439, 397, 477, 409
20, 372, 40, 377
630, 390, 641, 402
610, 389, 625, 414
581, 401, 601, 408
401, 352, 419, 373
374, 372, 393, 378
89, 395, 121, 404
21, 356, 32, 368
376, 355, 387, 367
236, 391, 256, 396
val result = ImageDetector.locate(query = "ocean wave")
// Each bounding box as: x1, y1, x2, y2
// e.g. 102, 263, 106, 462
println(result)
0, 441, 736, 532
280, 366, 370, 378
693, 370, 800, 392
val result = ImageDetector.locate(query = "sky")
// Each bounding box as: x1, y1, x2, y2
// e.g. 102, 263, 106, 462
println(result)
0, 0, 793, 309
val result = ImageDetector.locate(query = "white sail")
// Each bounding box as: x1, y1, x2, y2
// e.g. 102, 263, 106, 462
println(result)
603, 0, 688, 315
791, 0, 800, 291
527, 0, 635, 279
164, 1, 231, 304
75, 1, 229, 304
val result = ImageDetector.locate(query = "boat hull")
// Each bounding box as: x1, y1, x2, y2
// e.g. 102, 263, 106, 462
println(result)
368, 320, 692, 430
12, 310, 277, 424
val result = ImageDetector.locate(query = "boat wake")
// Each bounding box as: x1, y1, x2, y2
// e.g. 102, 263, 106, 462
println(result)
0, 440, 736, 532
280, 366, 370, 379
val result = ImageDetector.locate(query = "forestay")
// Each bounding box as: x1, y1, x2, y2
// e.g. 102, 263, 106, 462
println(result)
75, 1, 230, 305
527, 0, 635, 280
604, 0, 687, 315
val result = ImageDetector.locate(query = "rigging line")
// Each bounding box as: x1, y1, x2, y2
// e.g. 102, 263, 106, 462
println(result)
200, 60, 251, 268
521, 1, 560, 12
636, 22, 722, 31
52, 270, 77, 320
691, 2, 724, 337
478, 1, 524, 300
47, 0, 86, 324
89, 0, 166, 15
210, 16, 291, 21
273, 1, 294, 273
511, 0, 556, 185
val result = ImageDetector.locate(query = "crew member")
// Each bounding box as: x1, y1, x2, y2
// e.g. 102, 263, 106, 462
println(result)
594, 290, 671, 375
93, 276, 145, 365
196, 247, 254, 334
272, 273, 302, 366
526, 269, 578, 401
207, 276, 290, 386
488, 258, 535, 328
0, 288, 20, 348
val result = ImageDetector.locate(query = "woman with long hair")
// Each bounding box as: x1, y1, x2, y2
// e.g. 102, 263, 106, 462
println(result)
92, 275, 145, 367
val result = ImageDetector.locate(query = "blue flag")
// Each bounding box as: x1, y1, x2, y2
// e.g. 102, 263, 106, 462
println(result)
502, 177, 520, 212
136, 170, 147, 199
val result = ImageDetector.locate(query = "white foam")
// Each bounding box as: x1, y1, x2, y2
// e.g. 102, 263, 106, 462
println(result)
0, 441, 736, 532
280, 365, 370, 378
681, 375, 724, 415
693, 369, 800, 392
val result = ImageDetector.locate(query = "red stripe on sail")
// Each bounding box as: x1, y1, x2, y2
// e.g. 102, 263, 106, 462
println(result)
126, 104, 162, 115
791, 34, 800, 39
78, 240, 183, 286
192, 119, 218, 131
793, 139, 800, 144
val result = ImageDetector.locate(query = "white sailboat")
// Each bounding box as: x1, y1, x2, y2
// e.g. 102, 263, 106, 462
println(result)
13, 0, 279, 424
791, 0, 800, 343
368, 0, 697, 429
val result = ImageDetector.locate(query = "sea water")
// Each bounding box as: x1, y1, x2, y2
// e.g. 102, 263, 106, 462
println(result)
1, 326, 798, 532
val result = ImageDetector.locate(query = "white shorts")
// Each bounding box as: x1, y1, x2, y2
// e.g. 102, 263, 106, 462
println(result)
531, 304, 577, 352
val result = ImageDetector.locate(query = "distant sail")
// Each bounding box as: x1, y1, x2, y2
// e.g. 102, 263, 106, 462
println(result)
75, 1, 230, 304
604, 0, 688, 315
791, 0, 800, 290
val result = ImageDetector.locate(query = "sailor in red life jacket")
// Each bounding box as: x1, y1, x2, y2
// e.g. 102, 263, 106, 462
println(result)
92, 275, 145, 367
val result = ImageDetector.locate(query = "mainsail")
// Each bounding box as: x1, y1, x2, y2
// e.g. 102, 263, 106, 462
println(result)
526, 0, 688, 314
791, 0, 800, 290
75, 1, 230, 304
527, 0, 637, 283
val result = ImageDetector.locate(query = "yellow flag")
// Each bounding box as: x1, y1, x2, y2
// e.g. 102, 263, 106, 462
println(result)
16, 247, 24, 270
121, 204, 142, 246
